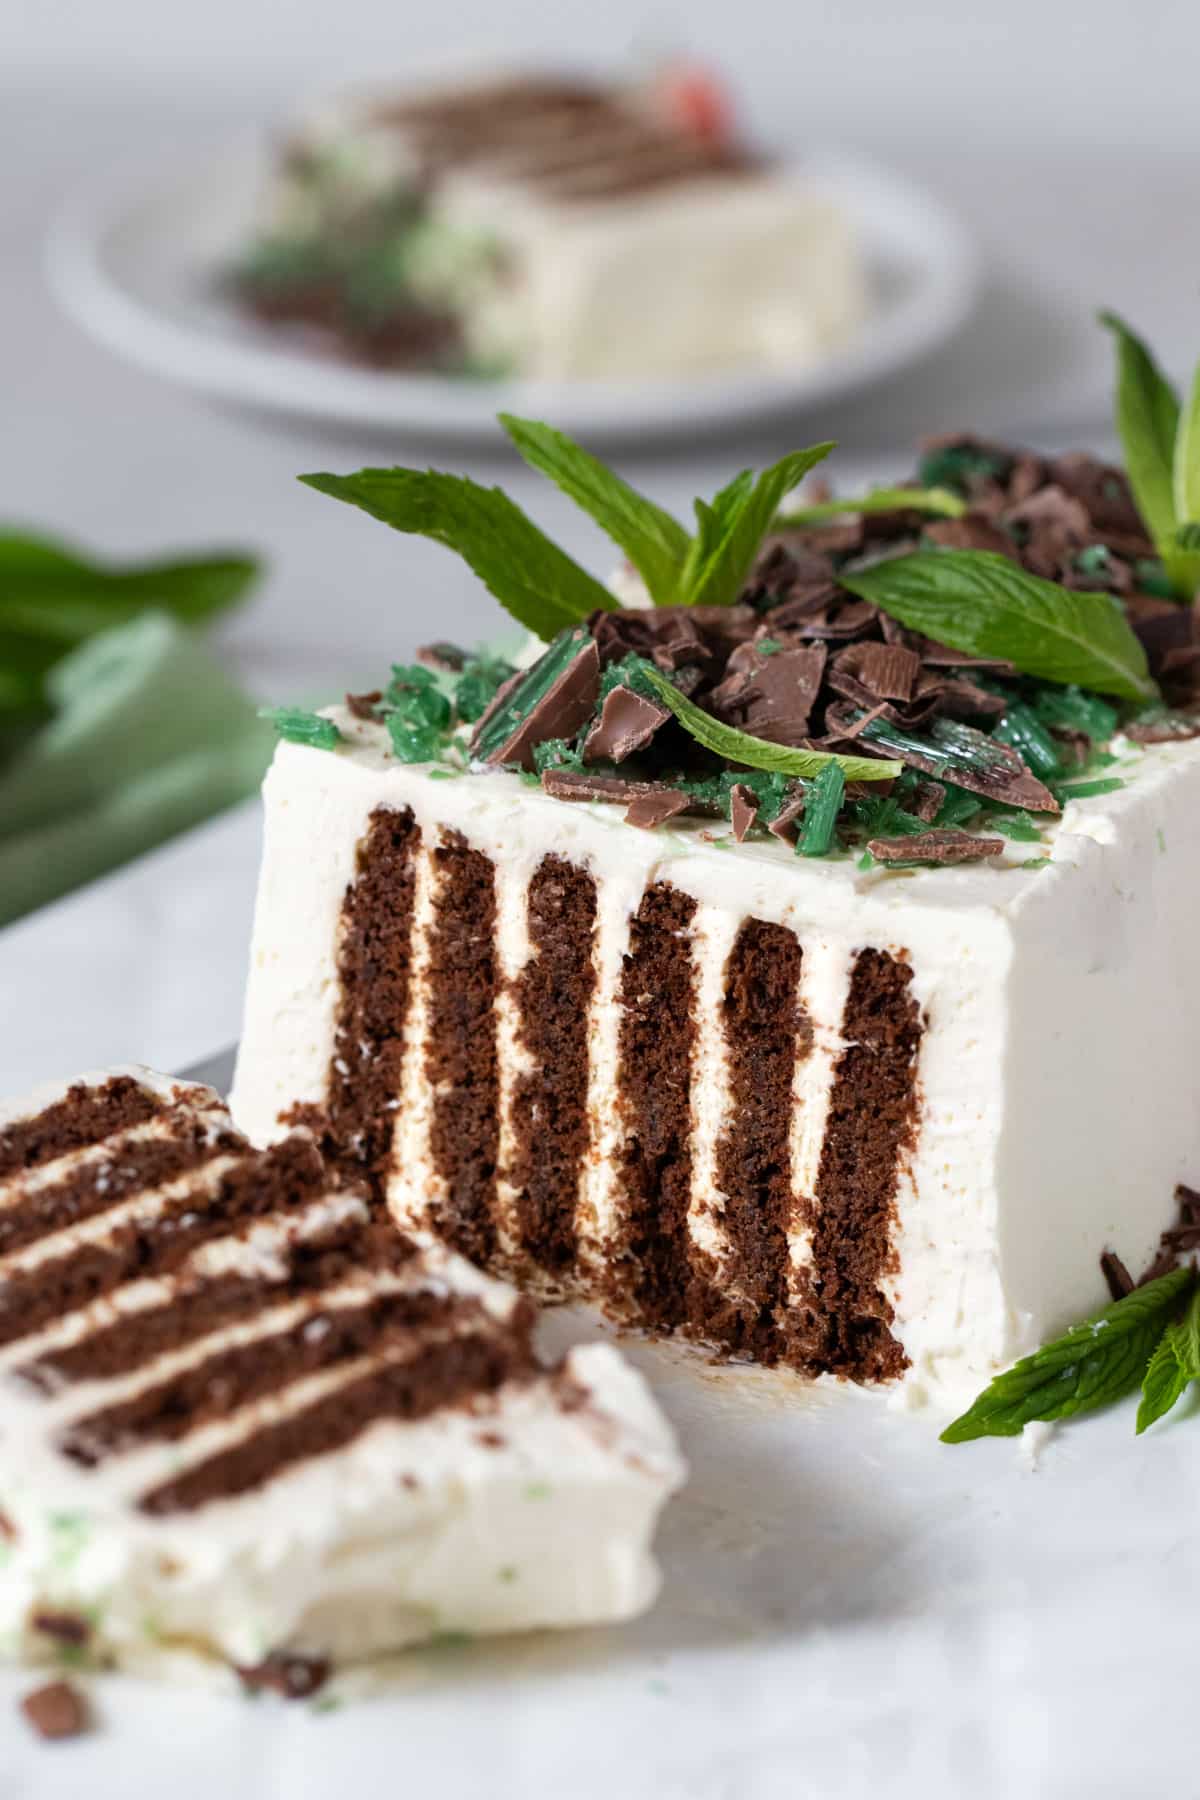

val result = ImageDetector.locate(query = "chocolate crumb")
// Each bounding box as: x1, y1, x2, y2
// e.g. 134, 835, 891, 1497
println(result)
237, 1652, 330, 1700
624, 789, 691, 829
345, 690, 382, 721
867, 829, 1004, 864
910, 780, 946, 823
21, 1680, 90, 1741
729, 784, 759, 842
417, 642, 468, 673
1100, 1249, 1135, 1301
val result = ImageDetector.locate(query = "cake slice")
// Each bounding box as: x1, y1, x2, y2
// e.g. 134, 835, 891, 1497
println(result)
231, 68, 863, 377
0, 1068, 683, 1687
233, 328, 1200, 1412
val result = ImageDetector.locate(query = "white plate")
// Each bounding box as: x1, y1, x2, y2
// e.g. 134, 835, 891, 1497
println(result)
47, 140, 977, 444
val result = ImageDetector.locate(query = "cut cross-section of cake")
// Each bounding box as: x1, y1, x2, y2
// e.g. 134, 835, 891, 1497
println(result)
0, 1067, 683, 1686
234, 320, 1200, 1411
230, 66, 863, 377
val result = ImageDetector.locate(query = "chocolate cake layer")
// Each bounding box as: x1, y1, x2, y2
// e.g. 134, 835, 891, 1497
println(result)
804, 949, 922, 1381
511, 856, 598, 1274
611, 883, 709, 1329
0, 1078, 166, 1181
139, 1325, 538, 1515
324, 805, 420, 1187
424, 830, 501, 1264
0, 1117, 240, 1258
714, 919, 808, 1365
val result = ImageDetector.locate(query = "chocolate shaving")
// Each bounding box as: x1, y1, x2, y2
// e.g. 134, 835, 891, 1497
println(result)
1124, 712, 1200, 744
624, 789, 691, 830
909, 780, 946, 823
707, 643, 827, 744
729, 784, 759, 842
541, 769, 688, 807
835, 641, 922, 701
924, 515, 1018, 560
417, 642, 469, 673
20, 1681, 90, 1741
766, 791, 807, 842
867, 829, 1004, 864
1100, 1249, 1135, 1301
482, 640, 600, 771
583, 684, 670, 763
345, 690, 382, 721
237, 1653, 330, 1700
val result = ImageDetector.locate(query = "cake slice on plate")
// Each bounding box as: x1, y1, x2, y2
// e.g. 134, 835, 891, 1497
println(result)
0, 1067, 682, 1688
233, 321, 1200, 1410
231, 67, 863, 377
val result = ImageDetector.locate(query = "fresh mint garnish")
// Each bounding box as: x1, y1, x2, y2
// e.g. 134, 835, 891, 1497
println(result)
259, 706, 343, 750
499, 415, 692, 603
680, 445, 835, 609
1100, 311, 1200, 598
299, 467, 616, 641
839, 550, 1156, 703
1136, 1282, 1200, 1433
941, 1266, 1194, 1442
774, 486, 966, 530
638, 663, 900, 783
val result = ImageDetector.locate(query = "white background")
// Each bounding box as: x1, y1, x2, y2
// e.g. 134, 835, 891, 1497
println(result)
3, 7, 1200, 1794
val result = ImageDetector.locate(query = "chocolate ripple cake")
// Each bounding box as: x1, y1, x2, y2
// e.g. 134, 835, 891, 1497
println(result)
230, 66, 862, 377
0, 1067, 682, 1685
233, 325, 1200, 1410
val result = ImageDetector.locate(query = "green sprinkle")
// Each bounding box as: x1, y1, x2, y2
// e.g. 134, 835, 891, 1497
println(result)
1029, 683, 1119, 742
933, 785, 985, 830
1051, 776, 1125, 802
756, 636, 782, 656
1022, 856, 1051, 870
385, 665, 451, 730
523, 1481, 552, 1501
1158, 828, 1167, 853
984, 809, 1042, 843
993, 702, 1062, 778
426, 766, 460, 781
917, 444, 1011, 494
798, 761, 844, 857
518, 770, 541, 788
310, 1695, 343, 1715
857, 849, 876, 870
1135, 557, 1175, 599
386, 717, 443, 763
532, 736, 584, 776
1074, 544, 1111, 576
428, 1630, 474, 1651
498, 1566, 518, 1584
454, 655, 515, 723
259, 706, 342, 751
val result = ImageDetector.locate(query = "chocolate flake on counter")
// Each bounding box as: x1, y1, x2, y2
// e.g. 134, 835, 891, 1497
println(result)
624, 789, 691, 830
20, 1681, 90, 1742
345, 690, 383, 721
237, 1652, 330, 1700
867, 829, 1004, 865
1100, 1249, 1135, 1301
583, 684, 671, 763
480, 639, 600, 771
32, 1611, 91, 1647
729, 784, 759, 841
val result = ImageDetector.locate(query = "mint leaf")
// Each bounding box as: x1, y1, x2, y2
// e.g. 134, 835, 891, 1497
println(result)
299, 468, 616, 641
1136, 1281, 1200, 1433
682, 444, 835, 609
639, 663, 900, 783
775, 486, 966, 529
839, 550, 1156, 703
941, 1266, 1194, 1443
1174, 360, 1200, 527
499, 415, 691, 604
0, 532, 259, 644
1100, 310, 1180, 554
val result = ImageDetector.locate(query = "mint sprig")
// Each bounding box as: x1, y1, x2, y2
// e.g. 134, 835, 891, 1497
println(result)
638, 663, 900, 783
1100, 311, 1200, 598
299, 467, 617, 640
681, 445, 835, 609
941, 1266, 1193, 1443
498, 415, 691, 603
1136, 1281, 1200, 1433
773, 486, 966, 530
839, 550, 1156, 703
